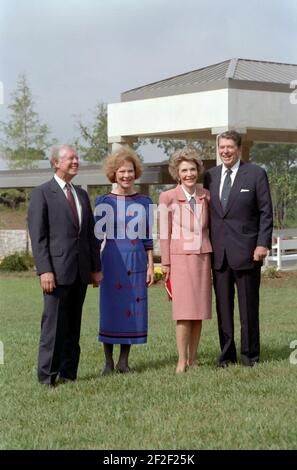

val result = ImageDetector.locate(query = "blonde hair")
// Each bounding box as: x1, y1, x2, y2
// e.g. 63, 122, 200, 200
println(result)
168, 145, 204, 182
103, 146, 143, 183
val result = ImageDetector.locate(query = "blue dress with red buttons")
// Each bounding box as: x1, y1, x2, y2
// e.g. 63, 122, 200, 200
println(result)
94, 193, 154, 344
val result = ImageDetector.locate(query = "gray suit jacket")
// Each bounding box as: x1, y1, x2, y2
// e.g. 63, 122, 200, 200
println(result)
28, 178, 101, 284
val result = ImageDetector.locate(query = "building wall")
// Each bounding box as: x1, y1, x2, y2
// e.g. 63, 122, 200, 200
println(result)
0, 229, 160, 259
108, 89, 229, 139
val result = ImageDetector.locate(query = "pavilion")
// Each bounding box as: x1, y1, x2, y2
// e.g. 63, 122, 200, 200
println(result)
108, 57, 297, 162
1, 58, 297, 192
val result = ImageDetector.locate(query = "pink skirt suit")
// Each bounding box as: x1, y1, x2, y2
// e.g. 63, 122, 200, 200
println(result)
159, 185, 212, 321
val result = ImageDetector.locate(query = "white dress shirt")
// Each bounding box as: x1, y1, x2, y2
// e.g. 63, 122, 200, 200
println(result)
54, 174, 82, 227
219, 160, 240, 199
181, 185, 196, 202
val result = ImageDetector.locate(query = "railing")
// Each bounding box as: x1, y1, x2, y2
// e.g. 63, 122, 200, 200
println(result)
265, 236, 297, 270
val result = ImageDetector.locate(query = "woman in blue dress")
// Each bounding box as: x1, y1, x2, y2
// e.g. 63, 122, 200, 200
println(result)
94, 146, 154, 375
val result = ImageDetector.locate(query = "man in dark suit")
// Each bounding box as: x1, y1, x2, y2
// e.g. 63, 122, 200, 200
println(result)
28, 144, 102, 386
204, 131, 273, 367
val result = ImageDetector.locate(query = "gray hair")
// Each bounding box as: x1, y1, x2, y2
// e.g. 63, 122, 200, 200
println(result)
50, 144, 77, 169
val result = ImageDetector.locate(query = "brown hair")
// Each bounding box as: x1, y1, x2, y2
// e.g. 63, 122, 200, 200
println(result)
168, 145, 204, 182
218, 130, 242, 147
104, 146, 143, 183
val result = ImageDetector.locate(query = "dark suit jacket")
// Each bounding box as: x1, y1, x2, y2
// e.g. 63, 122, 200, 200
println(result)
204, 161, 273, 270
28, 178, 101, 285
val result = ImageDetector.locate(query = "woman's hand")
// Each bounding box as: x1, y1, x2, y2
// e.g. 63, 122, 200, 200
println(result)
162, 265, 170, 282
146, 265, 155, 287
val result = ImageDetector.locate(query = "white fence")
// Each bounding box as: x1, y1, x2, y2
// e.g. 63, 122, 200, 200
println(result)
265, 236, 297, 270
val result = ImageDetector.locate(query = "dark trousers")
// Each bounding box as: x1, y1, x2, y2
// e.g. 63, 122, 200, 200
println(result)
213, 257, 261, 366
38, 276, 87, 384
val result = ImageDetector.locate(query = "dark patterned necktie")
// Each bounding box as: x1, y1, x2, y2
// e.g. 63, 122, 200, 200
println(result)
221, 169, 232, 211
65, 183, 79, 224
189, 196, 196, 212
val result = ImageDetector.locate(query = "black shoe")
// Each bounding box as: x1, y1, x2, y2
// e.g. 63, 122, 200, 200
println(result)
217, 362, 229, 369
217, 360, 236, 369
115, 364, 130, 374
58, 376, 75, 384
243, 361, 258, 368
39, 381, 56, 388
102, 363, 114, 376
39, 374, 57, 386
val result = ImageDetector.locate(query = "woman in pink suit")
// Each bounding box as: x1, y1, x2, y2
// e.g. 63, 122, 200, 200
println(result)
159, 146, 212, 373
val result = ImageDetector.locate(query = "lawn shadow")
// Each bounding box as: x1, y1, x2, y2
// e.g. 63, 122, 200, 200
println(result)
78, 343, 289, 381
261, 343, 292, 363
133, 354, 177, 373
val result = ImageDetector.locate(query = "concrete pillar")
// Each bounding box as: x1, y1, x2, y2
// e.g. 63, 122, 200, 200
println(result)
111, 142, 123, 152
111, 138, 137, 152
241, 141, 253, 162
80, 183, 88, 192
111, 143, 123, 191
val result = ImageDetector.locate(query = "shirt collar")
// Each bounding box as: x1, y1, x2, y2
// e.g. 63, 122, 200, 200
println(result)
54, 174, 73, 190
181, 185, 196, 202
222, 160, 240, 174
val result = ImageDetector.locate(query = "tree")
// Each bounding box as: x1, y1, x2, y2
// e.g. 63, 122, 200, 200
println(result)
268, 170, 297, 229
251, 143, 297, 228
251, 143, 297, 173
150, 138, 216, 160
76, 102, 147, 163
76, 102, 109, 163
0, 74, 54, 169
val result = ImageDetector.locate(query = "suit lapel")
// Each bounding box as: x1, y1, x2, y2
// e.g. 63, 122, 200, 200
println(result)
74, 185, 84, 227
176, 184, 202, 219
211, 165, 224, 215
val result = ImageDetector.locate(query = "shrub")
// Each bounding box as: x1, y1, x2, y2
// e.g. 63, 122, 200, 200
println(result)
0, 253, 29, 271
19, 251, 35, 269
154, 266, 164, 282
263, 265, 281, 279
0, 251, 35, 272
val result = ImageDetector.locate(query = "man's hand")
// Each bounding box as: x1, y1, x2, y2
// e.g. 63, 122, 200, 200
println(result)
40, 272, 56, 293
91, 271, 103, 287
253, 246, 269, 261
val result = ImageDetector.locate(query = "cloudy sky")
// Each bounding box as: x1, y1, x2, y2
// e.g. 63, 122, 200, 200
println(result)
0, 0, 297, 163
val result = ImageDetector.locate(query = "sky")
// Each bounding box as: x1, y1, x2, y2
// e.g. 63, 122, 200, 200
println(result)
0, 0, 297, 165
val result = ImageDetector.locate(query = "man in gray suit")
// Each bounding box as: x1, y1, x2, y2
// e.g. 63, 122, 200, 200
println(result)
28, 145, 102, 386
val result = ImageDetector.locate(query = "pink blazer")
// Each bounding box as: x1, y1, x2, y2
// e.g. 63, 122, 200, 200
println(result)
159, 184, 212, 266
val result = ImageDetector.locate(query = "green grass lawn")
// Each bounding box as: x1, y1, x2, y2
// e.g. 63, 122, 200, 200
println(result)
0, 273, 297, 450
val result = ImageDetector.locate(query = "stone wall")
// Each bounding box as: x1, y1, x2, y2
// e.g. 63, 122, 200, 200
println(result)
0, 230, 31, 259
0, 229, 160, 259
